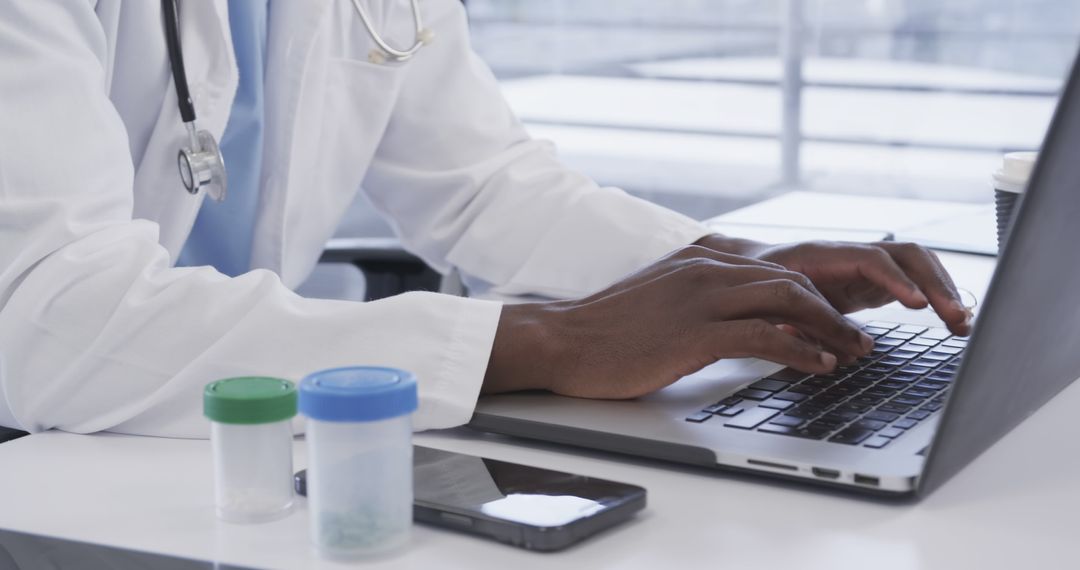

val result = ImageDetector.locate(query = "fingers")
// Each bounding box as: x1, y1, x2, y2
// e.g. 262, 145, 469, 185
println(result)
880, 243, 971, 335
716, 279, 873, 358
665, 247, 831, 303
703, 319, 838, 375
851, 245, 929, 309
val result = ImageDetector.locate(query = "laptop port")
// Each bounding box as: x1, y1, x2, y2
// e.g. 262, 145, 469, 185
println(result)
853, 474, 880, 487
811, 467, 840, 480
747, 459, 797, 472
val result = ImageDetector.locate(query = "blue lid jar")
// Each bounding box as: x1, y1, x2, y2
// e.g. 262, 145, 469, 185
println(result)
299, 366, 417, 422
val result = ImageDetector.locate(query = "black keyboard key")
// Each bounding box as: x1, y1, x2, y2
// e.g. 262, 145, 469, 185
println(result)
932, 346, 963, 356
809, 419, 844, 431
879, 427, 904, 438
908, 337, 939, 347
686, 412, 712, 423
716, 406, 744, 417
774, 391, 808, 402
913, 358, 942, 368
821, 410, 859, 423
735, 389, 773, 401
724, 407, 779, 429
916, 380, 949, 391
878, 357, 908, 367
703, 404, 726, 414
759, 399, 794, 411
748, 379, 789, 392
787, 384, 821, 395
885, 331, 916, 341
808, 394, 844, 407
801, 377, 835, 388
854, 419, 888, 431
920, 402, 944, 412
785, 406, 824, 420
901, 365, 933, 375
767, 368, 812, 382
943, 339, 968, 349
878, 380, 908, 390
893, 418, 919, 429
863, 326, 891, 336
898, 343, 930, 353
864, 436, 891, 449
837, 402, 872, 413
888, 372, 922, 383
896, 324, 928, 334
891, 396, 924, 407
865, 410, 901, 422
922, 352, 953, 362
903, 388, 936, 399
845, 377, 876, 389
908, 410, 932, 420
879, 403, 913, 414
768, 369, 812, 382
830, 427, 875, 445
757, 424, 799, 436
889, 350, 922, 360
865, 387, 898, 398
851, 371, 887, 381
825, 385, 861, 396
875, 338, 906, 348
927, 373, 955, 383
851, 395, 885, 406
769, 415, 805, 428
796, 426, 831, 440
865, 364, 895, 374
718, 396, 743, 407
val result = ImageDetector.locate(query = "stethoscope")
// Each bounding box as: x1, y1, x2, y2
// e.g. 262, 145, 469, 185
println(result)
162, 0, 434, 201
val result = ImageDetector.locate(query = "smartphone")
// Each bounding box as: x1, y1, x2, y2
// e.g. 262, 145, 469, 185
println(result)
294, 446, 646, 551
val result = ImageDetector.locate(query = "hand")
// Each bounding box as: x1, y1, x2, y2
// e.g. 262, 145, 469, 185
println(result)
697, 236, 972, 336
482, 246, 874, 399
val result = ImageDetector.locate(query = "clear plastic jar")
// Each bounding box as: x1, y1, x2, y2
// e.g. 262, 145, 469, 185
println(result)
204, 377, 297, 523
299, 367, 417, 560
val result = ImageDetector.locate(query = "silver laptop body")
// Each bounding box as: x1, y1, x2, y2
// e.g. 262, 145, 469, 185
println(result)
470, 49, 1080, 498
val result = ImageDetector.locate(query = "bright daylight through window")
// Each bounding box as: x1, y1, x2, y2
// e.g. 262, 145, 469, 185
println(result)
466, 0, 1080, 217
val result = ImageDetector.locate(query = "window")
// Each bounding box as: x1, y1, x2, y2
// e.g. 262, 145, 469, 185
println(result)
466, 0, 1080, 217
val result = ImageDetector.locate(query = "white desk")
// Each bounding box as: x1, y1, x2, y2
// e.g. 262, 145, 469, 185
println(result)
1, 194, 1077, 570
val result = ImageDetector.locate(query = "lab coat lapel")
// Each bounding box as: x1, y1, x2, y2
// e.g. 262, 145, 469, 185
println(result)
252, 0, 333, 283
132, 0, 237, 260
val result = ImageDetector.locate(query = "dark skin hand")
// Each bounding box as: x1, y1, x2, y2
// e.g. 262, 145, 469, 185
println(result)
482, 235, 971, 399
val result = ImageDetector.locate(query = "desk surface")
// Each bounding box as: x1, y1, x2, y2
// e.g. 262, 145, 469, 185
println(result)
2, 194, 1076, 570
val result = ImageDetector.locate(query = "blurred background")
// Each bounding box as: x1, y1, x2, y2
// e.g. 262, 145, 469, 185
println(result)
317, 0, 1080, 296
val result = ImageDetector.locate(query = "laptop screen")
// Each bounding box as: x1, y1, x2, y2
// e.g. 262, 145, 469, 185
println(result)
920, 44, 1080, 495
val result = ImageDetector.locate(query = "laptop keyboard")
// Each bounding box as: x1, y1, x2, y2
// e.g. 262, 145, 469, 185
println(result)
685, 321, 966, 450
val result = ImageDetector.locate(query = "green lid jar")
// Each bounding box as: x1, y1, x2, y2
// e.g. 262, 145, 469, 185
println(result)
204, 377, 297, 424
204, 377, 298, 524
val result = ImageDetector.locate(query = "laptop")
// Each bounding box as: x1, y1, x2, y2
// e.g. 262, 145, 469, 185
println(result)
469, 49, 1080, 498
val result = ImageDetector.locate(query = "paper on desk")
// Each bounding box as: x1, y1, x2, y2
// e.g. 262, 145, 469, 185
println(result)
711, 191, 997, 255
894, 203, 998, 256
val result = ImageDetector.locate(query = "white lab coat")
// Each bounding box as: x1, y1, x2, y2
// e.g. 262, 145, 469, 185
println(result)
0, 0, 709, 437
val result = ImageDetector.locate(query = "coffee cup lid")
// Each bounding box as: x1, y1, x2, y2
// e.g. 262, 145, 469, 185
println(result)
993, 151, 1038, 194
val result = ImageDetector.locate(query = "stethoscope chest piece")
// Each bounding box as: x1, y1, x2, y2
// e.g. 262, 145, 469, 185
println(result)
178, 127, 227, 202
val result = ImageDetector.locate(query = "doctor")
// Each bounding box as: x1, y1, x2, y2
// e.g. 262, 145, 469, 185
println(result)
0, 1, 969, 438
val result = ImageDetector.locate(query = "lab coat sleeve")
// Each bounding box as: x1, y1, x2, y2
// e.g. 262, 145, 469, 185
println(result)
361, 1, 713, 300
0, 2, 500, 437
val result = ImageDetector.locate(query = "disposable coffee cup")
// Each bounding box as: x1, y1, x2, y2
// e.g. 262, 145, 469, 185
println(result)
991, 151, 1037, 252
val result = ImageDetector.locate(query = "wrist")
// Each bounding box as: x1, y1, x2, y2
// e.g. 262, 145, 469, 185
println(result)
482, 301, 568, 394
693, 233, 770, 258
